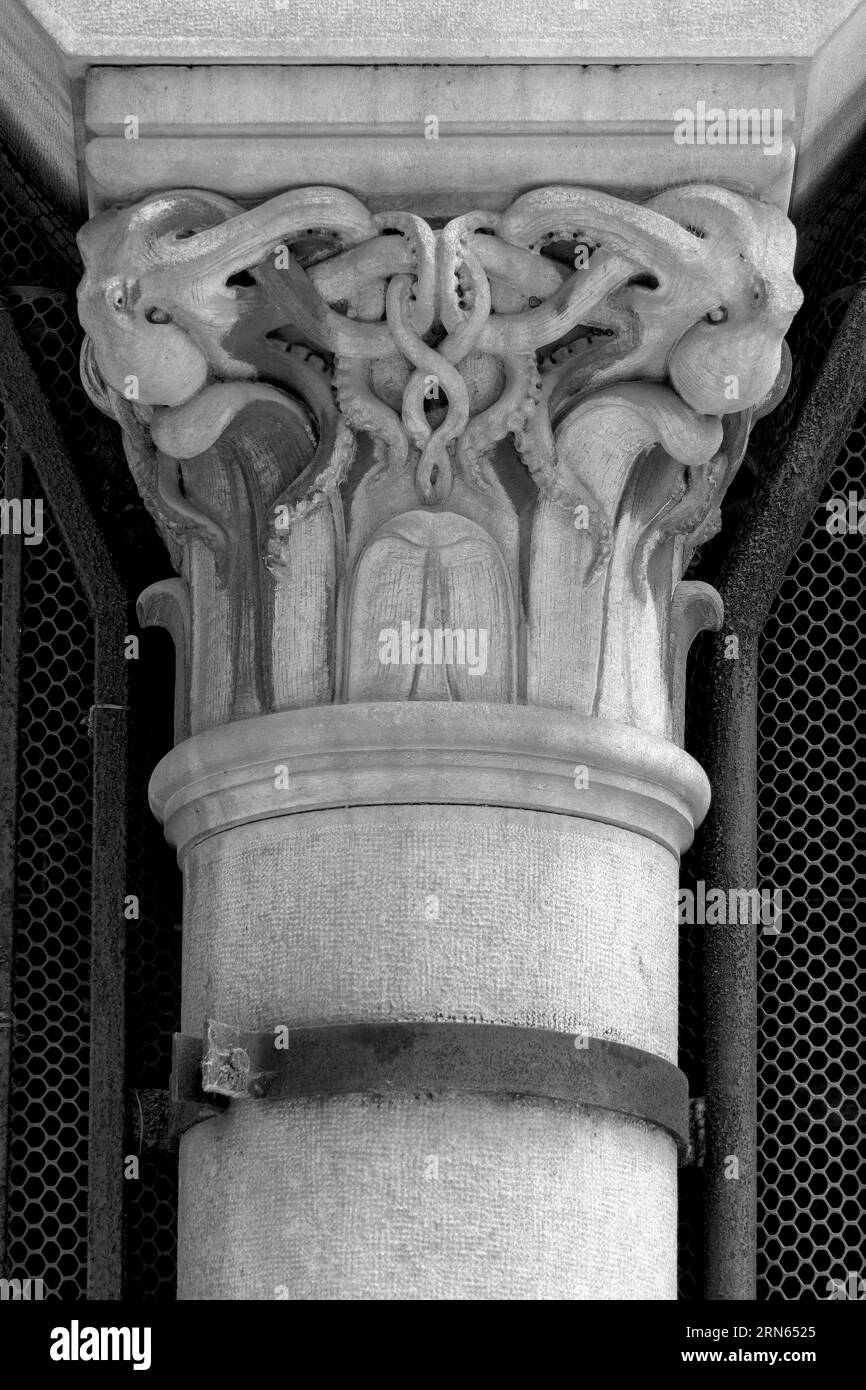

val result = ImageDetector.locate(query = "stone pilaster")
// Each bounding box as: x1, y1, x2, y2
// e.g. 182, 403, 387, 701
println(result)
77, 182, 801, 1298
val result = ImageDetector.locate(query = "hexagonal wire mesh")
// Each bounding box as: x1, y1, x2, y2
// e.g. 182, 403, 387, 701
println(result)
0, 147, 95, 1298
678, 141, 866, 1298
4, 462, 94, 1298
0, 138, 180, 1299
746, 141, 865, 1302
755, 426, 865, 1300
1, 128, 862, 1301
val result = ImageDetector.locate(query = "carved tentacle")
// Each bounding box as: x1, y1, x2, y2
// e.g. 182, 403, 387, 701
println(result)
308, 235, 415, 303
468, 233, 570, 300
477, 251, 633, 355
333, 355, 408, 478
155, 453, 231, 583
373, 212, 437, 336
151, 382, 314, 460
77, 183, 801, 739
386, 276, 471, 504
458, 353, 540, 490
499, 186, 708, 265
257, 343, 355, 563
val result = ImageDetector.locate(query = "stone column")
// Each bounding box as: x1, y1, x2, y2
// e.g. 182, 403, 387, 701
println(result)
77, 182, 800, 1299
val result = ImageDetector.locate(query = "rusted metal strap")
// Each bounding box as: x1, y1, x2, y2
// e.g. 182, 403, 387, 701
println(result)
171, 1020, 690, 1153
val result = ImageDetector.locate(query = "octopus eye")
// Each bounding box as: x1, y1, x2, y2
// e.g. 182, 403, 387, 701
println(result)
145, 306, 173, 325
705, 306, 728, 324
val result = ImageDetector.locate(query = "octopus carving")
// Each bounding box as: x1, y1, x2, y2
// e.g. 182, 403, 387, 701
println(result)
77, 183, 801, 741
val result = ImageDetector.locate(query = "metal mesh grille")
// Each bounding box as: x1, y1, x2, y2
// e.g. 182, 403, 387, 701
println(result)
4, 466, 93, 1299
0, 148, 95, 1301
751, 145, 866, 1302
1, 141, 181, 1299
756, 427, 865, 1300
678, 140, 866, 1300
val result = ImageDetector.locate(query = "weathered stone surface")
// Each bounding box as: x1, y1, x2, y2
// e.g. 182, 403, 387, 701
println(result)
150, 704, 710, 859
8, 2, 862, 228
82, 64, 798, 216
77, 176, 801, 1300
21, 0, 866, 62
78, 182, 801, 743
180, 803, 679, 1055
179, 1096, 677, 1300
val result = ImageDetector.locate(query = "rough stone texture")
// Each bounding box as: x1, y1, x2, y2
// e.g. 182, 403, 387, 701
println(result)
78, 184, 801, 753
794, 0, 866, 218
83, 64, 797, 215
3, 0, 844, 1304
175, 801, 679, 1299
74, 157, 801, 1296
181, 805, 679, 1059
9, 0, 864, 230
150, 704, 710, 861
21, 0, 864, 62
178, 1094, 677, 1300
0, 0, 79, 215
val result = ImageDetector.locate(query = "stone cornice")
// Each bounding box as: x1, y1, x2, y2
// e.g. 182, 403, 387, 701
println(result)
82, 66, 798, 216
6, 4, 864, 230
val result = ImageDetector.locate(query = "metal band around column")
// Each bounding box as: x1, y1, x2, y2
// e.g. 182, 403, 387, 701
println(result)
172, 1020, 689, 1153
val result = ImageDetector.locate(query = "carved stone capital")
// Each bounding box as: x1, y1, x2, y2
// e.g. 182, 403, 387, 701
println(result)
77, 183, 801, 743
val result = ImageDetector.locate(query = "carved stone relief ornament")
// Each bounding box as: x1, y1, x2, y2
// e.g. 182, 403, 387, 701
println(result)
77, 183, 802, 744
